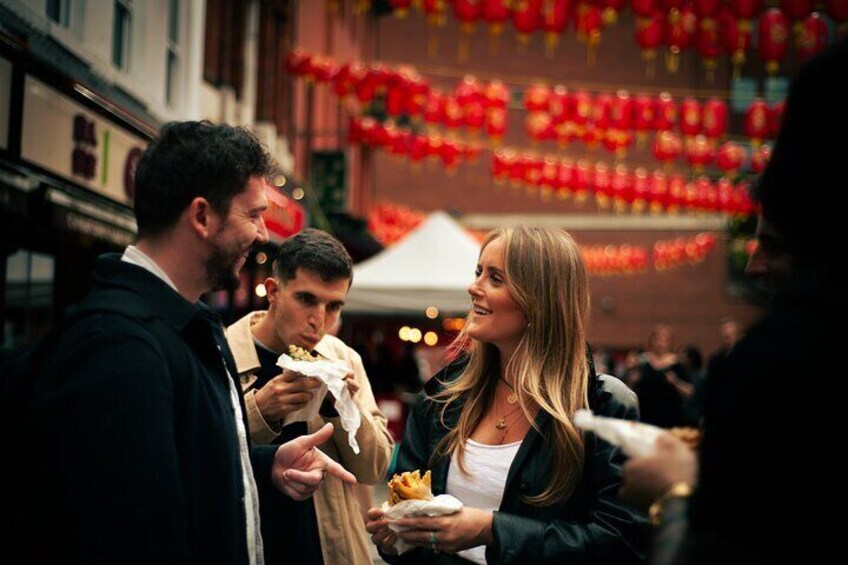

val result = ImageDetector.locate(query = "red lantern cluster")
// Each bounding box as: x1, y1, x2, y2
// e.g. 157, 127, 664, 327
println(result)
581, 244, 650, 276
490, 151, 758, 216
367, 202, 426, 247
653, 233, 716, 270
349, 117, 481, 171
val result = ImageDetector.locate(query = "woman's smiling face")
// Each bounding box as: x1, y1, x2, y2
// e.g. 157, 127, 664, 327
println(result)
466, 237, 528, 359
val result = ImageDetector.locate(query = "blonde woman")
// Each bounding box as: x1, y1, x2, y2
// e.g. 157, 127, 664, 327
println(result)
366, 226, 647, 564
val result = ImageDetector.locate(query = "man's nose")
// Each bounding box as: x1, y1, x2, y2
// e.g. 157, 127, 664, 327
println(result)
256, 216, 270, 244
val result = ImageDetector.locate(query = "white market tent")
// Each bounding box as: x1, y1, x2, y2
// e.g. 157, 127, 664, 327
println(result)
344, 211, 482, 315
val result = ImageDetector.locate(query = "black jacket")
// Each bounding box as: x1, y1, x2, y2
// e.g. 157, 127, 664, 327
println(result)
20, 254, 278, 564
388, 358, 649, 564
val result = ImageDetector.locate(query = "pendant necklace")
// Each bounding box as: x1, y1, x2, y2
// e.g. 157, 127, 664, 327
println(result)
495, 377, 522, 431
499, 375, 518, 405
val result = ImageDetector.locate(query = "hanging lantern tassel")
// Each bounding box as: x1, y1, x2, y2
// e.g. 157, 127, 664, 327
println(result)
458, 22, 473, 62
588, 30, 601, 67
666, 46, 681, 74
545, 31, 559, 58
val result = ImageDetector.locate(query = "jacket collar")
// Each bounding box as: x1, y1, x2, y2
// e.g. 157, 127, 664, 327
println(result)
92, 253, 204, 332
226, 311, 267, 376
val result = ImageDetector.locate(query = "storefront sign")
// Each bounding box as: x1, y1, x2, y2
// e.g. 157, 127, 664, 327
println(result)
20, 75, 147, 206
0, 56, 11, 150
263, 186, 305, 242
53, 207, 135, 247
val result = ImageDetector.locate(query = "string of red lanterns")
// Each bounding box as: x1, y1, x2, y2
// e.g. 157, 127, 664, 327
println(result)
491, 150, 759, 217
359, 0, 844, 78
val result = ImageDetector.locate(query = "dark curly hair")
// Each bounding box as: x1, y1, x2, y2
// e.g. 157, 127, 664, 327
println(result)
133, 121, 276, 238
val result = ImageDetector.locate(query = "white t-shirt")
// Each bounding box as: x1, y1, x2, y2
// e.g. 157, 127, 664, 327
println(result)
446, 439, 522, 565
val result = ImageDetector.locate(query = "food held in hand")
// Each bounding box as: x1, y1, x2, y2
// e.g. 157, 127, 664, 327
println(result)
288, 344, 319, 361
668, 427, 701, 450
387, 470, 433, 505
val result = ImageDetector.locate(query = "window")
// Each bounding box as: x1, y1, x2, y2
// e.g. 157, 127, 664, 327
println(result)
112, 0, 132, 70
46, 0, 71, 27
4, 251, 55, 351
166, 0, 180, 105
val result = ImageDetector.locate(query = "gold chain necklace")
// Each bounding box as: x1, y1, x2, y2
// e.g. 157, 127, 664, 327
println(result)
495, 378, 522, 431
499, 375, 518, 405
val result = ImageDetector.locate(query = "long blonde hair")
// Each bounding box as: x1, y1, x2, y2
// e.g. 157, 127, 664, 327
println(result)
433, 226, 591, 506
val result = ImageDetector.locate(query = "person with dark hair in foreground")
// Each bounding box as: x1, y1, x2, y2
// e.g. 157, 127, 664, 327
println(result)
5, 121, 355, 564
619, 38, 848, 564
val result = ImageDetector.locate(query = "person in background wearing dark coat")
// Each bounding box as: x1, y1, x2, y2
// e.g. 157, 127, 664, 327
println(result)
9, 121, 355, 564
619, 38, 848, 564
366, 226, 647, 564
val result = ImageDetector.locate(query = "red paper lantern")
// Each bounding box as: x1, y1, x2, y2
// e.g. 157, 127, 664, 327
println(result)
484, 80, 510, 109
611, 165, 634, 212
285, 49, 312, 78
631, 167, 651, 213
482, 0, 511, 55
575, 2, 604, 66
653, 130, 683, 167
333, 61, 367, 102
653, 92, 677, 132
701, 98, 728, 142
632, 0, 658, 19
443, 97, 465, 130
594, 162, 613, 208
541, 0, 570, 56
424, 90, 446, 127
721, 6, 754, 79
693, 0, 721, 18
679, 97, 702, 139
513, 0, 543, 44
526, 112, 555, 142
594, 93, 615, 131
611, 90, 634, 131
685, 134, 714, 173
524, 83, 552, 112
780, 0, 814, 35
758, 8, 791, 75
549, 85, 572, 124
716, 141, 746, 177
556, 159, 575, 198
648, 169, 669, 213
667, 174, 688, 212
492, 150, 515, 184
665, 6, 697, 73
573, 159, 593, 203
696, 13, 724, 82
796, 12, 829, 62
635, 11, 665, 77
633, 94, 656, 143
404, 75, 430, 118
744, 98, 770, 146
571, 90, 595, 129
486, 107, 508, 144
826, 0, 848, 37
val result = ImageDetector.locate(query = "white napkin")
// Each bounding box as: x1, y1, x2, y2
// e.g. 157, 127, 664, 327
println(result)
277, 353, 362, 454
573, 409, 665, 458
380, 494, 464, 555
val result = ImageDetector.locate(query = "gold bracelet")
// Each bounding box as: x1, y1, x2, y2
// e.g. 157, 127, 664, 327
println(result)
648, 481, 693, 526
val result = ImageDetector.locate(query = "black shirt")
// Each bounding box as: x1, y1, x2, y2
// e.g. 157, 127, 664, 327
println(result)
254, 343, 325, 565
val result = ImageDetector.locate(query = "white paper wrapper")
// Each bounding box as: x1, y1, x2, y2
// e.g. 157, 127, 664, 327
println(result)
277, 354, 362, 454
574, 409, 664, 458
380, 494, 464, 555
